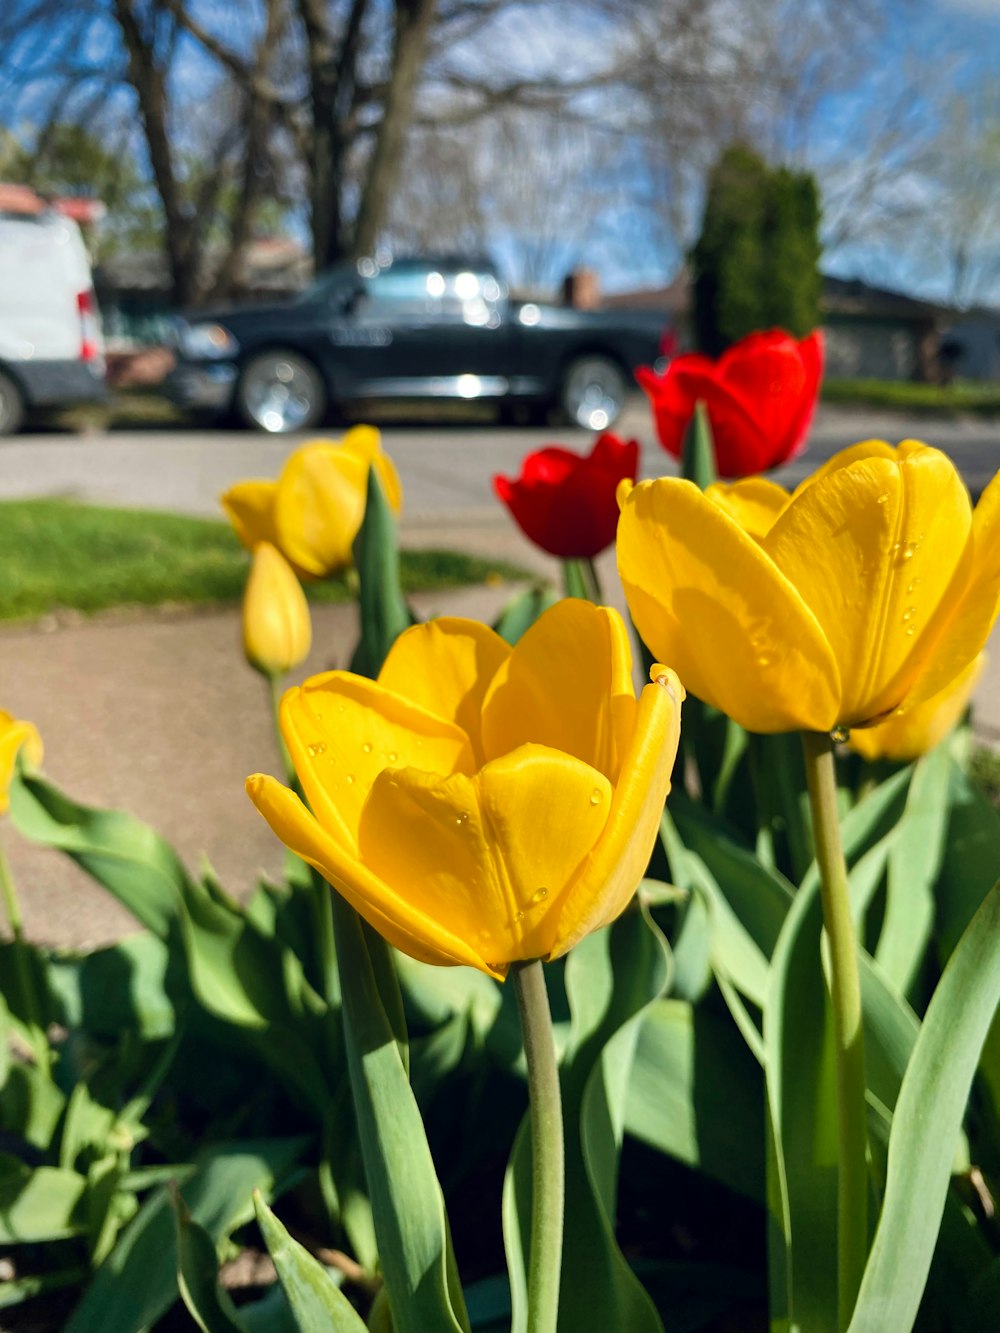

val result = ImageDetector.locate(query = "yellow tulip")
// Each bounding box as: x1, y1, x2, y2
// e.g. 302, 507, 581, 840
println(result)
618, 439, 1000, 734
0, 710, 42, 815
221, 426, 403, 578
247, 600, 683, 978
243, 542, 312, 677
848, 653, 985, 763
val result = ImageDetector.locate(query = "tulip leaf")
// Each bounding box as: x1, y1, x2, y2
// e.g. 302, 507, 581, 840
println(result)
0, 1156, 88, 1243
65, 1137, 308, 1333
505, 910, 670, 1333
173, 1187, 249, 1333
624, 998, 765, 1201
330, 892, 470, 1333
253, 1193, 369, 1333
680, 399, 717, 490
350, 466, 416, 679
874, 743, 951, 997
492, 582, 559, 645
847, 880, 1000, 1333
7, 771, 190, 939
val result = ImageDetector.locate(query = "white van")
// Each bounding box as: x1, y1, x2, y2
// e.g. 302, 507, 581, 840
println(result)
0, 204, 106, 434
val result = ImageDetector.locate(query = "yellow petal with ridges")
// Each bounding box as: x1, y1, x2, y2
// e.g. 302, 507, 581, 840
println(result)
220, 479, 279, 552
906, 468, 1000, 706
764, 447, 972, 724
377, 618, 511, 765
706, 477, 790, 541
246, 774, 495, 973
480, 599, 636, 780
357, 745, 611, 964
0, 711, 43, 815
617, 478, 840, 733
550, 672, 683, 957
279, 672, 474, 850
790, 439, 898, 501
336, 426, 403, 514
849, 653, 984, 762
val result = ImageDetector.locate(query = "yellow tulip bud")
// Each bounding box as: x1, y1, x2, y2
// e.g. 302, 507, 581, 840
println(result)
247, 600, 683, 978
619, 439, 1000, 733
221, 427, 403, 579
0, 710, 42, 815
243, 542, 312, 678
848, 653, 985, 763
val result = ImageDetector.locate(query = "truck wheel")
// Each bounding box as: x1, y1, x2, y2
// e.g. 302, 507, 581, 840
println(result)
236, 350, 327, 433
561, 355, 627, 430
0, 369, 25, 436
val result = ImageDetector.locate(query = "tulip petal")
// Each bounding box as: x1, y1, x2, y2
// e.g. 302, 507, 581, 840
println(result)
617, 478, 840, 732
275, 445, 367, 576
480, 599, 636, 780
906, 468, 1000, 705
790, 439, 897, 501
377, 618, 511, 764
764, 447, 972, 724
247, 774, 494, 973
357, 745, 611, 964
0, 712, 42, 814
280, 672, 475, 850
706, 477, 790, 541
717, 334, 812, 467
849, 653, 984, 763
550, 673, 682, 957
220, 480, 279, 552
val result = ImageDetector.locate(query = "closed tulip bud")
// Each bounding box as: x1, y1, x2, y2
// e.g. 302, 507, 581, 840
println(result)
0, 710, 42, 815
243, 543, 312, 678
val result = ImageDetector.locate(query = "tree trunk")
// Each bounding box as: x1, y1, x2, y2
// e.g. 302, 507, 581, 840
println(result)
351, 0, 437, 260
112, 0, 200, 306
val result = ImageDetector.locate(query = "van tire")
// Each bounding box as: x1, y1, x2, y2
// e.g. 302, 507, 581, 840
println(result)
0, 370, 25, 436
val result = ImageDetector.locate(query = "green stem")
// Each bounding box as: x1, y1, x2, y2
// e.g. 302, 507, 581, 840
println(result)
583, 557, 604, 604
266, 673, 295, 787
801, 730, 868, 1330
0, 841, 51, 1076
511, 959, 564, 1333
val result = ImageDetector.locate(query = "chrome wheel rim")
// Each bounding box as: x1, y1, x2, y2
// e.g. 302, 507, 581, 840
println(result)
563, 358, 625, 430
243, 355, 318, 432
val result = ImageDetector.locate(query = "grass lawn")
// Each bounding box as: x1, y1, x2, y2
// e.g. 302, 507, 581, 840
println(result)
0, 499, 529, 622
822, 377, 1000, 416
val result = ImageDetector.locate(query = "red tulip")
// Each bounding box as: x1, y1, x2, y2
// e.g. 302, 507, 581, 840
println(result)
636, 329, 824, 477
494, 432, 640, 559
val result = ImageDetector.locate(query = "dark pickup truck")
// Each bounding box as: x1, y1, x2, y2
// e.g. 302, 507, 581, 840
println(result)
168, 255, 669, 432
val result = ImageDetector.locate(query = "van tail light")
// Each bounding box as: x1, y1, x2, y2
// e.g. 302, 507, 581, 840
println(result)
77, 290, 100, 363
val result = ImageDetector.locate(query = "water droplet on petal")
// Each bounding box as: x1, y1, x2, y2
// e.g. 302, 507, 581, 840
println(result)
877, 493, 889, 506
388, 751, 398, 763
337, 704, 345, 713
531, 887, 549, 905
830, 724, 850, 743
905, 626, 916, 637
478, 928, 492, 943
307, 741, 327, 757
346, 773, 356, 784
902, 606, 916, 623
362, 742, 372, 754
907, 577, 921, 594
455, 811, 469, 827
757, 654, 773, 668
589, 788, 602, 806
514, 911, 524, 923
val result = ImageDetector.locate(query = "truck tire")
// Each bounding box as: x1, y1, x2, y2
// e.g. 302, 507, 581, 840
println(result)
0, 369, 25, 436
560, 354, 627, 431
236, 349, 327, 433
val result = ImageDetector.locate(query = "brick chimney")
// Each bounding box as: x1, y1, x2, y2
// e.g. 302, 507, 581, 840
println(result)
562, 268, 601, 310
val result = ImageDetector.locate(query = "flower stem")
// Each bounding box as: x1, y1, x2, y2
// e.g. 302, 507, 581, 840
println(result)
801, 730, 868, 1330
511, 959, 564, 1333
266, 673, 295, 787
584, 557, 604, 604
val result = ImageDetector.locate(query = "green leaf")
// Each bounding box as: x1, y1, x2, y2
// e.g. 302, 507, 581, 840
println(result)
46, 933, 175, 1041
874, 743, 951, 997
847, 880, 1000, 1332
0, 1267, 86, 1310
173, 1186, 249, 1333
349, 466, 416, 679
254, 1192, 368, 1332
66, 1137, 308, 1333
625, 998, 765, 1201
0, 1156, 87, 1242
492, 582, 559, 645
8, 772, 190, 938
680, 399, 717, 489
331, 892, 470, 1333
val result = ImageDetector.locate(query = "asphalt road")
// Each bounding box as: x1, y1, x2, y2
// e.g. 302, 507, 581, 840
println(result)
2, 400, 999, 535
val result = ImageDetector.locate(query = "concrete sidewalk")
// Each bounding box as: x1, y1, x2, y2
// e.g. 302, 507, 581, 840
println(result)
1, 514, 998, 950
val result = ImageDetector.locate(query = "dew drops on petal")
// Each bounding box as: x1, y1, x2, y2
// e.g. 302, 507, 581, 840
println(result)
455, 811, 470, 827
830, 724, 850, 743
530, 887, 549, 905
905, 626, 916, 637
307, 741, 327, 757
362, 742, 373, 754
514, 911, 525, 923
346, 773, 356, 784
388, 751, 398, 763
907, 577, 921, 594
589, 788, 602, 806
877, 493, 889, 506
902, 607, 916, 623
